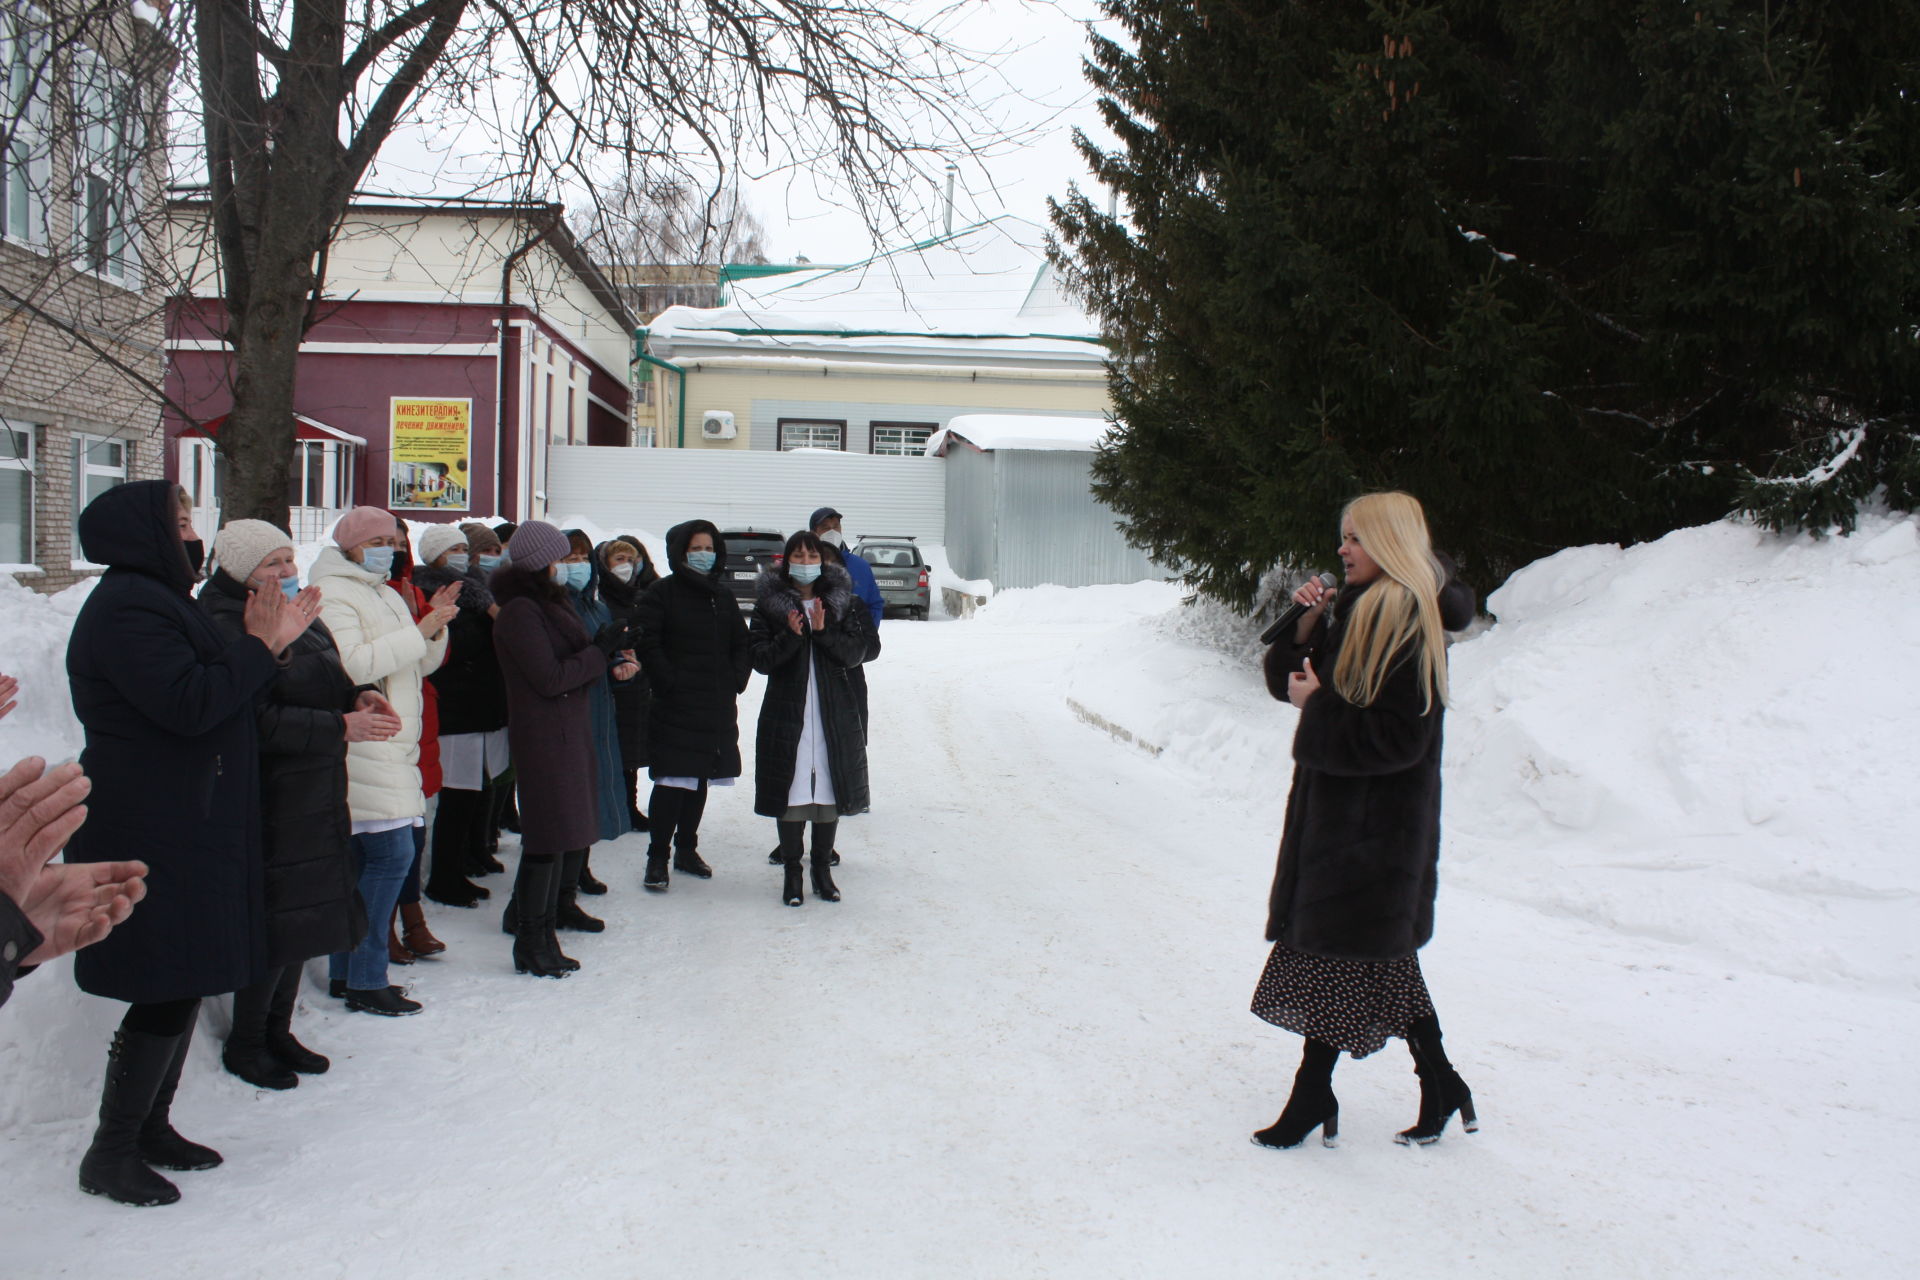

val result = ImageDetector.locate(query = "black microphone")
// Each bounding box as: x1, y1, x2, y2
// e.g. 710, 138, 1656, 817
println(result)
1259, 572, 1337, 645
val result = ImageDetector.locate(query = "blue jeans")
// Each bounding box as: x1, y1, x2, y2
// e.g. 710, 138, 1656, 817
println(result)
329, 826, 415, 991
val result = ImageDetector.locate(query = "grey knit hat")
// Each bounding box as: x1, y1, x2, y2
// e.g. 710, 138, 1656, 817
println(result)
415, 523, 468, 567
505, 520, 570, 573
213, 519, 295, 583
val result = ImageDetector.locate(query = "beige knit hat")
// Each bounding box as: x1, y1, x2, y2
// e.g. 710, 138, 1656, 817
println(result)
213, 519, 296, 583
415, 523, 468, 567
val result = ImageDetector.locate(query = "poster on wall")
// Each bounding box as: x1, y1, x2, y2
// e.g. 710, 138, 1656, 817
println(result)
389, 398, 472, 510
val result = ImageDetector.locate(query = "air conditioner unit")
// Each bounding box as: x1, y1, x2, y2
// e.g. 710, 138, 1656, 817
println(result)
701, 410, 737, 440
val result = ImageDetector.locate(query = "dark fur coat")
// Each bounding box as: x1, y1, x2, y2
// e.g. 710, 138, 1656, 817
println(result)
1261, 574, 1472, 960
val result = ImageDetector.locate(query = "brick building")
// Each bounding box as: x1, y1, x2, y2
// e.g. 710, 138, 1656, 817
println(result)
2, 2, 170, 592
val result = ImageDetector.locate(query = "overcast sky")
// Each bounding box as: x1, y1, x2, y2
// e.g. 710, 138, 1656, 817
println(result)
743, 0, 1116, 264
350, 0, 1118, 267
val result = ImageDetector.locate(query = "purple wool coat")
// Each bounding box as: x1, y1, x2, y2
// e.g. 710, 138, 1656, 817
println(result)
489, 567, 609, 857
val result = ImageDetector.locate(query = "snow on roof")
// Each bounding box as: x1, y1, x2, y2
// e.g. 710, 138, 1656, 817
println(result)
926, 414, 1115, 455
646, 217, 1105, 360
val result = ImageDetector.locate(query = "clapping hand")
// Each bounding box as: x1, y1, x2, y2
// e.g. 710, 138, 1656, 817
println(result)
419, 581, 461, 636
0, 672, 17, 721
244, 583, 319, 656
0, 757, 147, 965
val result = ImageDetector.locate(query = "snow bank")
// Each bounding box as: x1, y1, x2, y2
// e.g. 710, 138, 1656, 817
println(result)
1059, 515, 1920, 989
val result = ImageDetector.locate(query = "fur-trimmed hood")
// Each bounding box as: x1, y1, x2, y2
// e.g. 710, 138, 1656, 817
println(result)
754, 561, 854, 624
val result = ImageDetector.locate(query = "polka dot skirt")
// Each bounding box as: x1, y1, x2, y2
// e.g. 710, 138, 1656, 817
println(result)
1251, 942, 1434, 1059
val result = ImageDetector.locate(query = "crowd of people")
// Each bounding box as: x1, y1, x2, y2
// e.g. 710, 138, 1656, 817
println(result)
0, 483, 882, 1206
0, 479, 1486, 1208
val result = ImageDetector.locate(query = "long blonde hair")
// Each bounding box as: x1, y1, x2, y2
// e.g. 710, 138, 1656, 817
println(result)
1331, 492, 1449, 713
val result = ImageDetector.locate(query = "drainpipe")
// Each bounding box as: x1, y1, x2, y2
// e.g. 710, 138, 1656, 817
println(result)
500, 215, 557, 514
632, 326, 688, 448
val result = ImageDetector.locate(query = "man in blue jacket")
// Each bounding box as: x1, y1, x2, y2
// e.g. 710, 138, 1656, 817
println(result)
809, 506, 884, 632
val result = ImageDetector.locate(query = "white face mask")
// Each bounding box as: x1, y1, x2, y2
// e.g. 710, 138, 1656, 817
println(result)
610, 562, 636, 582
819, 529, 844, 548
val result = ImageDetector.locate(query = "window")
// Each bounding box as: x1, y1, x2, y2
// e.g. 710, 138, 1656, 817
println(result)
1, 421, 34, 565
1, 8, 52, 246
779, 419, 845, 451
871, 421, 937, 456
287, 441, 350, 510
70, 48, 144, 282
71, 434, 128, 539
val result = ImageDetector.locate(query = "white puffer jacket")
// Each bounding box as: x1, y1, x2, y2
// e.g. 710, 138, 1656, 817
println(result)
311, 546, 448, 822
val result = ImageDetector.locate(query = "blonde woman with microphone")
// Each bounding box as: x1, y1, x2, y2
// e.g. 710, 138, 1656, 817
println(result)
1251, 491, 1478, 1151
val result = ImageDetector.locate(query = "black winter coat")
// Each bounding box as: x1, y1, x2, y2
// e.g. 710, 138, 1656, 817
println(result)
748, 564, 879, 818
596, 540, 658, 772
199, 571, 368, 968
1261, 572, 1475, 960
635, 520, 751, 780
64, 481, 279, 1003
417, 562, 507, 736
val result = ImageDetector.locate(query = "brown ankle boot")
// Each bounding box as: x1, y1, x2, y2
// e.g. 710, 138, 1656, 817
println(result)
399, 902, 447, 957
387, 913, 416, 966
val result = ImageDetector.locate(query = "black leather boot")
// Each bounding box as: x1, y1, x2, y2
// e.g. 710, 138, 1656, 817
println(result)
1252, 1038, 1340, 1149
556, 849, 606, 932
542, 848, 579, 972
78, 1029, 185, 1206
778, 821, 805, 906
644, 786, 679, 892
223, 971, 298, 1090
576, 848, 608, 895
1396, 1016, 1478, 1145
138, 1025, 223, 1172
511, 856, 570, 978
263, 964, 328, 1074
673, 783, 712, 877
808, 822, 840, 902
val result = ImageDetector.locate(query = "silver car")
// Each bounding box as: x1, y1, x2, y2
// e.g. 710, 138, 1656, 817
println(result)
854, 537, 931, 620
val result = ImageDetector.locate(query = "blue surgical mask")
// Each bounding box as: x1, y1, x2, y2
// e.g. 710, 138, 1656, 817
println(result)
444, 553, 470, 574
479, 554, 504, 573
565, 562, 592, 591
359, 546, 396, 577
790, 563, 822, 584
685, 550, 717, 574
278, 576, 301, 601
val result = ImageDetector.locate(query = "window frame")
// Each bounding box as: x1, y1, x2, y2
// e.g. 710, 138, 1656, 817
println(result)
1, 418, 36, 568
777, 418, 847, 452
70, 431, 130, 550
869, 420, 938, 456
68, 45, 144, 285
1, 7, 54, 249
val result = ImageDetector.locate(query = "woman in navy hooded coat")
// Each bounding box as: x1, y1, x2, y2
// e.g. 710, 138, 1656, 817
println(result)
63, 480, 315, 1206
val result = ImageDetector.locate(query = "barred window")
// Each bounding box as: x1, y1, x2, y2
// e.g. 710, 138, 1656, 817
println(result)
779, 419, 845, 451
871, 422, 936, 456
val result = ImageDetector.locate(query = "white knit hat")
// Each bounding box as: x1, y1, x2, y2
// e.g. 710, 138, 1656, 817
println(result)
415, 523, 468, 568
213, 519, 295, 583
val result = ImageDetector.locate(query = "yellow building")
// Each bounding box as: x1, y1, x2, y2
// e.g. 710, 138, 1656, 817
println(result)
638, 218, 1110, 453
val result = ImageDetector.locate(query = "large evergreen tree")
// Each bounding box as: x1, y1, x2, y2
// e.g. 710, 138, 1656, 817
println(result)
1051, 1, 1920, 605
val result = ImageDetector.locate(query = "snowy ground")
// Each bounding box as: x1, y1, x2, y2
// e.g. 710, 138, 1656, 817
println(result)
1, 517, 1916, 1277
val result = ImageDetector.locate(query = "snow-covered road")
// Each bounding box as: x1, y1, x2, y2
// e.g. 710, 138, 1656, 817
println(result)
3, 577, 1913, 1278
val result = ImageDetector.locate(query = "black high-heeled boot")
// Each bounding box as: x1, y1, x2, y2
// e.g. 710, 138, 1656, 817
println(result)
576, 848, 608, 896
511, 856, 569, 978
263, 963, 328, 1074
556, 849, 606, 931
1396, 1016, 1478, 1145
808, 822, 840, 902
1252, 1038, 1340, 1149
777, 821, 805, 906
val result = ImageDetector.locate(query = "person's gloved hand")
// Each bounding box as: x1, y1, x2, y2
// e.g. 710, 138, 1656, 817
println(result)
593, 624, 629, 657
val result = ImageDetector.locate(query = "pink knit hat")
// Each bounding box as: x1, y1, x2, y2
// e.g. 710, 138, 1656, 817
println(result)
333, 506, 397, 550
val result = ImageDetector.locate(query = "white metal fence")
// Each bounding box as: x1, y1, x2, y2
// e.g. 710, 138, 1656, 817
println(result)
545, 446, 946, 543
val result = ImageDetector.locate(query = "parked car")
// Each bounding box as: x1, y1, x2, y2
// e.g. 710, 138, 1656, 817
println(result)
853, 536, 932, 620
719, 529, 785, 612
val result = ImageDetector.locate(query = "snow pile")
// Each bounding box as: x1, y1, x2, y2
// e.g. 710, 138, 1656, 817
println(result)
1063, 514, 1920, 988
1444, 514, 1920, 988
925, 413, 1114, 455
0, 573, 92, 767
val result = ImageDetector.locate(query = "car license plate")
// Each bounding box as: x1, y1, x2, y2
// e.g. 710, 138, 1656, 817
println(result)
734, 571, 755, 579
